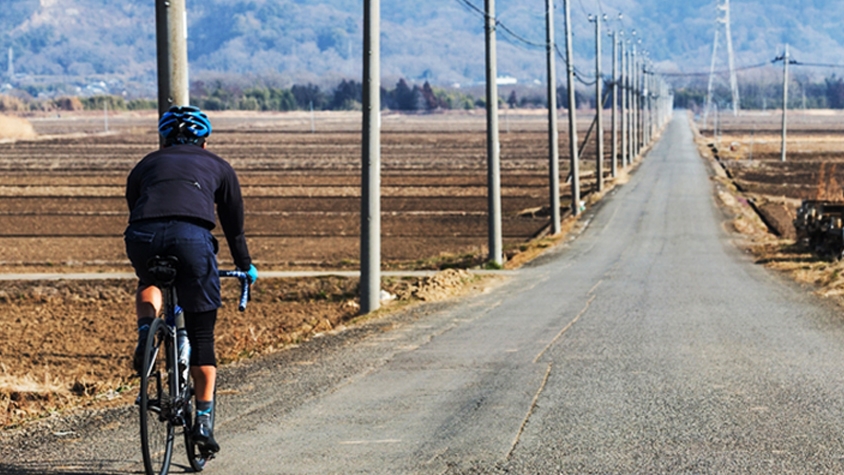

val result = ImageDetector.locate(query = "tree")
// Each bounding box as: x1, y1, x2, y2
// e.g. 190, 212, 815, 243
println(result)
391, 78, 416, 111
330, 79, 362, 110
421, 81, 440, 111
826, 76, 844, 109
292, 83, 328, 110
507, 90, 518, 108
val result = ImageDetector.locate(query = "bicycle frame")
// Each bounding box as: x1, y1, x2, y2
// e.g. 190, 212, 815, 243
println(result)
159, 269, 249, 425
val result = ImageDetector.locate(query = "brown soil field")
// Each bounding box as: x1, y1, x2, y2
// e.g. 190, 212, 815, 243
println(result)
0, 110, 632, 430
698, 110, 844, 240
0, 110, 615, 273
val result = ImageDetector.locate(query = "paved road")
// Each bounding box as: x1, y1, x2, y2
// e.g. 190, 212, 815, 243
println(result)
4, 114, 844, 474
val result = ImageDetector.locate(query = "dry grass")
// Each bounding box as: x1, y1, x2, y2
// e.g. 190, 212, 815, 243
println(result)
0, 374, 65, 396
0, 114, 36, 141
695, 113, 844, 308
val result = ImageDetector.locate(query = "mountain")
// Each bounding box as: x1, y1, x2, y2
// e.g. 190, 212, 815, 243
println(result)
3, 0, 844, 96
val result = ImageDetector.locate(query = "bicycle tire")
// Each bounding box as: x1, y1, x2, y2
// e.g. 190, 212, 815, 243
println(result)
185, 383, 216, 472
139, 318, 176, 475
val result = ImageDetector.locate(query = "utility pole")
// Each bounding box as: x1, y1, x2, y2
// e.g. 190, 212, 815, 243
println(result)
620, 38, 628, 169
545, 0, 561, 234
360, 0, 381, 314
564, 0, 580, 215
611, 30, 618, 178
155, 0, 189, 119
485, 0, 503, 264
630, 44, 637, 160
590, 14, 605, 192
641, 60, 647, 149
781, 44, 789, 163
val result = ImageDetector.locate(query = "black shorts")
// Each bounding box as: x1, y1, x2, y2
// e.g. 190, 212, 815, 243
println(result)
125, 219, 220, 313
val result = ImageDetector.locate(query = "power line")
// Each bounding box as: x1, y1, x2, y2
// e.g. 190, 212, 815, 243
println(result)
497, 22, 545, 48
454, 0, 485, 19
553, 43, 597, 85
576, 0, 590, 18
453, 0, 545, 49
595, 0, 605, 17
452, 0, 613, 87
659, 62, 771, 77
793, 61, 844, 69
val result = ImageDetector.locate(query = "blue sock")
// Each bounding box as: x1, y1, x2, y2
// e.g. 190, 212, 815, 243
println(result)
196, 400, 213, 420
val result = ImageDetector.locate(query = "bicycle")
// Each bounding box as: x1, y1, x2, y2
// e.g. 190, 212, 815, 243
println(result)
137, 255, 250, 475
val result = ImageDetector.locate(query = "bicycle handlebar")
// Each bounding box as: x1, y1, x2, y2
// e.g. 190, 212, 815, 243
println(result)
219, 270, 250, 311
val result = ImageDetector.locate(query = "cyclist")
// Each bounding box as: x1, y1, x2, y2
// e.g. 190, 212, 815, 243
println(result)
124, 105, 258, 454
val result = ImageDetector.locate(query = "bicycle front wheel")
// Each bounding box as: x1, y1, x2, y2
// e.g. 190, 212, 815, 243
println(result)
139, 318, 175, 475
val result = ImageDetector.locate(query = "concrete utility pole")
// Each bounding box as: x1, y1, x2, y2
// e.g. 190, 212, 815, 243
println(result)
781, 44, 789, 163
155, 0, 189, 118
630, 44, 637, 160
620, 38, 628, 169
545, 0, 561, 234
640, 60, 646, 150
611, 30, 618, 178
564, 0, 580, 215
485, 0, 503, 265
591, 14, 605, 192
360, 0, 381, 314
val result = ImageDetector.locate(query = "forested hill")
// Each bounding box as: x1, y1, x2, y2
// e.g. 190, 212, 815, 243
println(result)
3, 0, 844, 89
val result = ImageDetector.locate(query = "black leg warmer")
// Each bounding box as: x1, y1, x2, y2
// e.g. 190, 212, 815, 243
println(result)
184, 309, 218, 367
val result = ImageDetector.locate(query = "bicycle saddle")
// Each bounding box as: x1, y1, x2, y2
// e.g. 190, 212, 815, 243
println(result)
147, 255, 179, 287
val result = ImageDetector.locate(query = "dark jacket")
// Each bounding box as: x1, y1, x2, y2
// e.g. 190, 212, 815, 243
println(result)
126, 144, 251, 270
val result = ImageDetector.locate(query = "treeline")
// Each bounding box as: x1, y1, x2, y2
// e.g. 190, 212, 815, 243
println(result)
19, 75, 844, 114
0, 94, 156, 112
674, 75, 844, 111
191, 79, 480, 112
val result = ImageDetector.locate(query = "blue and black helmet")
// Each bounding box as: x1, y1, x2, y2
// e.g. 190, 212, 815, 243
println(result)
158, 105, 212, 145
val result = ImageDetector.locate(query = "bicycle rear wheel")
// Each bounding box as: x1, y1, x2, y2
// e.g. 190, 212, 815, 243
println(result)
139, 318, 175, 475
185, 382, 215, 471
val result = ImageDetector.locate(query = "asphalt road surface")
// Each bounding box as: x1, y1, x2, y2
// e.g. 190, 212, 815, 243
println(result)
5, 114, 844, 474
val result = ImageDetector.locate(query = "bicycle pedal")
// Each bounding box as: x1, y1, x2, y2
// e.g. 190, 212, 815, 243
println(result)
200, 451, 216, 461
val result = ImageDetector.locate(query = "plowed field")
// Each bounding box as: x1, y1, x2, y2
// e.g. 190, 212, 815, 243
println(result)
0, 109, 619, 429
697, 110, 844, 240
0, 110, 611, 273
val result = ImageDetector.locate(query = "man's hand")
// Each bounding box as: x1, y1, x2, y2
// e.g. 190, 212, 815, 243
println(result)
243, 264, 258, 284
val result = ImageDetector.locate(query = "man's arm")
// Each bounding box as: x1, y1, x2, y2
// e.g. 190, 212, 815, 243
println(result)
216, 166, 252, 271
126, 167, 140, 211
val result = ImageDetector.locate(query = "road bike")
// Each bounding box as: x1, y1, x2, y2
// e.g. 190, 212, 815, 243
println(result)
137, 255, 249, 475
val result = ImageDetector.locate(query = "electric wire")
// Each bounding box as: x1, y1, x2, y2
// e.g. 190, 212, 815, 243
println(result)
658, 61, 771, 77
793, 61, 844, 69
452, 0, 649, 90
576, 0, 591, 18
453, 0, 545, 49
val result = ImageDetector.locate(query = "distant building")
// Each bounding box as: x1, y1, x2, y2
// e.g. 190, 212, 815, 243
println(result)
497, 76, 517, 86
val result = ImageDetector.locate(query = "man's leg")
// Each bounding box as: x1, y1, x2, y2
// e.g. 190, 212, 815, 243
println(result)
136, 284, 162, 319
186, 309, 220, 453
191, 365, 216, 402
133, 285, 161, 373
